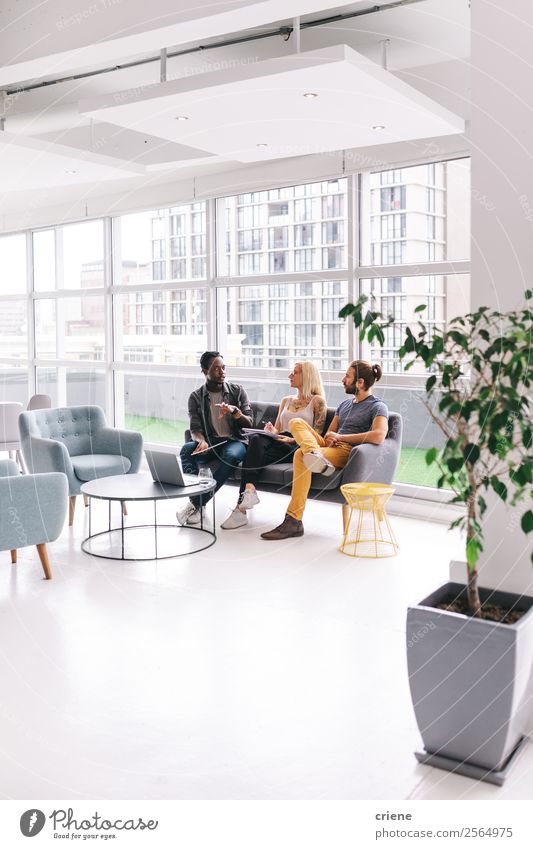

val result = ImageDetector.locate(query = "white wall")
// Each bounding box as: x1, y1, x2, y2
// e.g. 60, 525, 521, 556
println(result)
452, 0, 533, 594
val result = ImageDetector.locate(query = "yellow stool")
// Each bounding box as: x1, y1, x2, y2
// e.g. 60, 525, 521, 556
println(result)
340, 482, 399, 558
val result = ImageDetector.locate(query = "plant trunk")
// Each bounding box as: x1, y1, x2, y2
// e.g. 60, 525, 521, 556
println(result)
467, 565, 482, 618
466, 492, 482, 617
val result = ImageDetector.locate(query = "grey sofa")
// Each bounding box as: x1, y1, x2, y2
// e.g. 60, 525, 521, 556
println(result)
19, 405, 143, 525
187, 401, 403, 504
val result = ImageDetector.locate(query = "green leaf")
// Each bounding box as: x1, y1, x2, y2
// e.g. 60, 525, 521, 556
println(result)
463, 443, 480, 464
514, 464, 533, 486
425, 447, 438, 466
425, 374, 437, 392
414, 304, 427, 313
490, 476, 508, 501
447, 457, 464, 473
522, 511, 533, 534
338, 304, 355, 319
466, 537, 481, 568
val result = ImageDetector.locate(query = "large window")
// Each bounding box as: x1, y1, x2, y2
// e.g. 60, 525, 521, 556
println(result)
0, 158, 470, 494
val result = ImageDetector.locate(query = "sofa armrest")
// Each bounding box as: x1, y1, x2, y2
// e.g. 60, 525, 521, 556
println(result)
0, 472, 68, 549
92, 427, 144, 473
340, 439, 401, 487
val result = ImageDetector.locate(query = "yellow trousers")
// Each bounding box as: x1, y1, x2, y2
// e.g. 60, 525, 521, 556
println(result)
286, 418, 352, 521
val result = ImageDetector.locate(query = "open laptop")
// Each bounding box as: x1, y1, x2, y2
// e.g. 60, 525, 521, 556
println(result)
145, 449, 208, 488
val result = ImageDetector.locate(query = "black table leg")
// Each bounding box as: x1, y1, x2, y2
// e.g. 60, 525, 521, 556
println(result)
121, 500, 125, 559
154, 500, 158, 559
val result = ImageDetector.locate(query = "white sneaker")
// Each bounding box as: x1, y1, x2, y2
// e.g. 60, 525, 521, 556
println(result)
239, 489, 260, 510
221, 508, 248, 530
303, 450, 336, 477
176, 501, 205, 525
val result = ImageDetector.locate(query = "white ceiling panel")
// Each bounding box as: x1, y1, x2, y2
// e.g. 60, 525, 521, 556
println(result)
0, 132, 145, 193
80, 44, 464, 163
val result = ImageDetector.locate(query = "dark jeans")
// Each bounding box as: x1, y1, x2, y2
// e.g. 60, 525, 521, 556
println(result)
239, 432, 297, 493
180, 437, 247, 507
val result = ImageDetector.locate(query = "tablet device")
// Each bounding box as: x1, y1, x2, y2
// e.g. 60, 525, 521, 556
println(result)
191, 440, 228, 456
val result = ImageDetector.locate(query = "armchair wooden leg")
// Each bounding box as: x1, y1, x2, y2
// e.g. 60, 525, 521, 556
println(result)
10, 550, 17, 564
36, 543, 52, 580
69, 495, 77, 526
122, 502, 128, 516
83, 494, 89, 507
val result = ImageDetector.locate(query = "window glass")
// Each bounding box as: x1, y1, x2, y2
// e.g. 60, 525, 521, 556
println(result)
118, 203, 207, 284
114, 288, 207, 364
35, 295, 104, 360
0, 366, 28, 403
0, 234, 26, 294
0, 299, 28, 361
361, 274, 470, 373
220, 179, 347, 275
361, 158, 470, 265
217, 281, 348, 370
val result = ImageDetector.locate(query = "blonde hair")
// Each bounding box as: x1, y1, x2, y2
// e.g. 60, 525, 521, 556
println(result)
299, 361, 325, 400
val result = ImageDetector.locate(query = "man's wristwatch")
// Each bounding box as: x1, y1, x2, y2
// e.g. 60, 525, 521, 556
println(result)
231, 407, 240, 417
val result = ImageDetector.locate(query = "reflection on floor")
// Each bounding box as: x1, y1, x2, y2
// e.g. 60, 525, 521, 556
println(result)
0, 486, 530, 800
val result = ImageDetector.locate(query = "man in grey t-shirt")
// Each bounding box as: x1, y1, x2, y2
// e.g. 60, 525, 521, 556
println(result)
262, 360, 389, 540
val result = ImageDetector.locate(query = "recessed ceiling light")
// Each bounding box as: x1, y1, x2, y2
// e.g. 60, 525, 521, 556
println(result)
175, 115, 189, 121
372, 125, 386, 131
65, 169, 77, 174
303, 92, 318, 99
256, 143, 268, 148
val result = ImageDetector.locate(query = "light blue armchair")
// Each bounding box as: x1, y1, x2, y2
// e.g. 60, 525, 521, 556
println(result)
0, 459, 68, 579
19, 406, 143, 525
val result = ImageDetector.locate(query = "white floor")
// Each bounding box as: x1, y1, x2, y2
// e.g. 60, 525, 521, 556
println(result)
1, 485, 532, 801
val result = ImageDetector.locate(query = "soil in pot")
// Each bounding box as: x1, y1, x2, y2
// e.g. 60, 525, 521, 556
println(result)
436, 596, 525, 624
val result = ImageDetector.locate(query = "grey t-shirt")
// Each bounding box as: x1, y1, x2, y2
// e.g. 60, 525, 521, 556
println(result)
336, 395, 389, 435
208, 390, 233, 438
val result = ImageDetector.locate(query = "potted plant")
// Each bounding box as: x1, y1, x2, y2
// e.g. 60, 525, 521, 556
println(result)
340, 291, 533, 783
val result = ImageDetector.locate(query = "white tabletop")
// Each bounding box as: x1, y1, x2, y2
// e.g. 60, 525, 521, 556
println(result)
80, 473, 216, 501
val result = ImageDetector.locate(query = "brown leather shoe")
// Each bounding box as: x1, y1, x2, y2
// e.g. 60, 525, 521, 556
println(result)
260, 514, 304, 540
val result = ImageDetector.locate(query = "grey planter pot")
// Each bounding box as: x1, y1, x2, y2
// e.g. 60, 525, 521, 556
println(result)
407, 581, 533, 784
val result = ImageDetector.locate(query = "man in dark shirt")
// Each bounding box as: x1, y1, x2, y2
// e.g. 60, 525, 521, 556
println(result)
178, 351, 252, 525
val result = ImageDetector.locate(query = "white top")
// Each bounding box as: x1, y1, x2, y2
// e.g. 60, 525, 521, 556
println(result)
279, 397, 316, 433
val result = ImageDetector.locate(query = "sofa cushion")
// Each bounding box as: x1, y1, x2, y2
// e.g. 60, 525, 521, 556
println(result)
72, 454, 131, 481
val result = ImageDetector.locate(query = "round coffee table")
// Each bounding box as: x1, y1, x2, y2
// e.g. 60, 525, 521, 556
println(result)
80, 473, 216, 561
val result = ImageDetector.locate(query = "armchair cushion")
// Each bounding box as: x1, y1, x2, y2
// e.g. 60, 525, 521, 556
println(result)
71, 454, 132, 481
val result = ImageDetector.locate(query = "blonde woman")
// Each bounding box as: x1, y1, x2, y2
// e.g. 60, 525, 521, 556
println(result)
221, 361, 327, 529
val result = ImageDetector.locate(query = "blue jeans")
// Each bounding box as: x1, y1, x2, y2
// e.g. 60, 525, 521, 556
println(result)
180, 438, 246, 507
